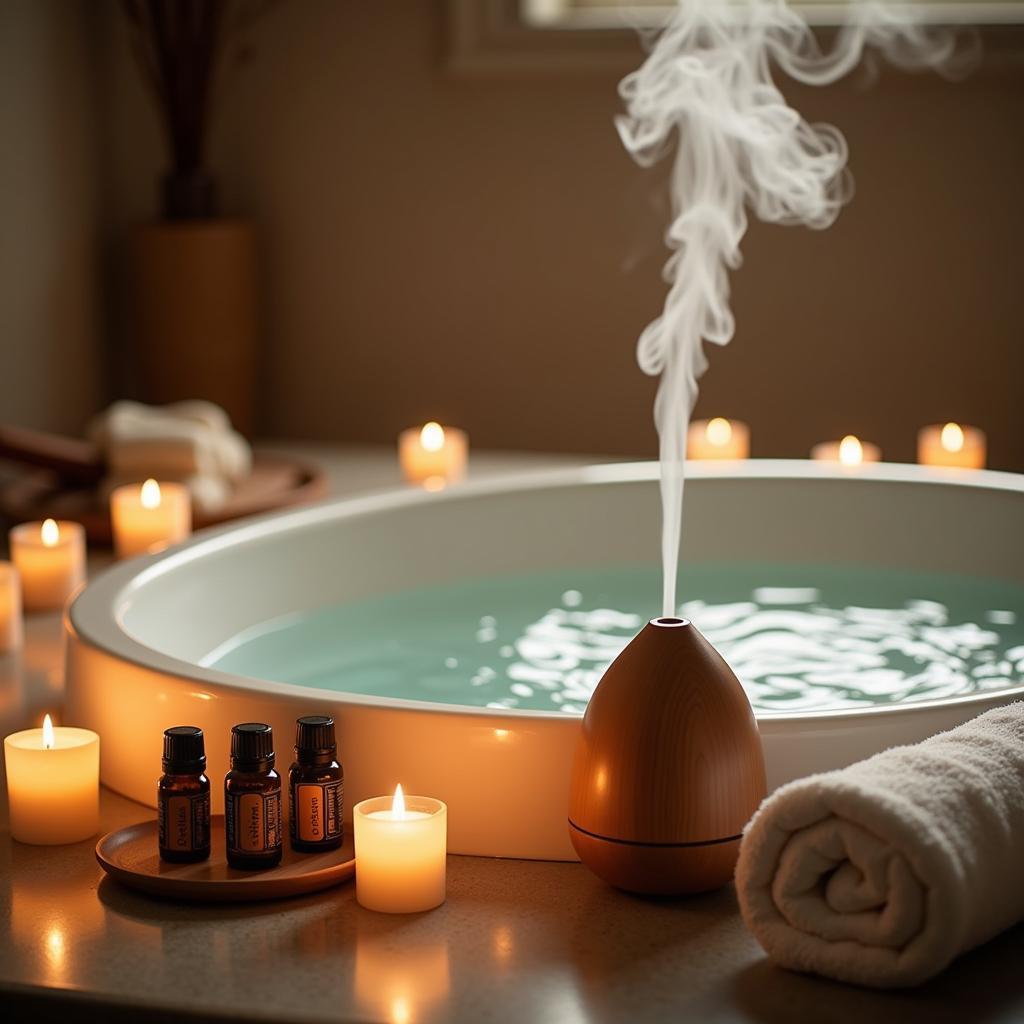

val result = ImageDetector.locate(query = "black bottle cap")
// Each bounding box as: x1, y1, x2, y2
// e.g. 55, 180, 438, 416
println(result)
295, 716, 337, 761
162, 726, 206, 773
230, 723, 275, 771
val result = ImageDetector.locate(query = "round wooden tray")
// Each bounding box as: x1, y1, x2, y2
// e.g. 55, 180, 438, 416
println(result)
96, 816, 355, 902
0, 453, 328, 544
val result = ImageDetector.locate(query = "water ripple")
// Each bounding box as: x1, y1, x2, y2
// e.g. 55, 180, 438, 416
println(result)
486, 592, 1022, 714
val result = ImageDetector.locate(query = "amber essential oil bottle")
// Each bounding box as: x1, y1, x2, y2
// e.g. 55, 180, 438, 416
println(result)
158, 726, 211, 863
289, 715, 344, 853
225, 723, 282, 869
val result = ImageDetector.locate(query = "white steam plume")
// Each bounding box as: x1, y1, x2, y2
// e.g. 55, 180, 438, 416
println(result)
618, 0, 964, 617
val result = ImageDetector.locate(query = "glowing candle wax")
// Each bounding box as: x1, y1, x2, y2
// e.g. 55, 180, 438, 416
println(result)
9, 519, 86, 612
687, 417, 751, 459
354, 785, 447, 913
810, 435, 881, 467
4, 714, 100, 844
110, 478, 192, 559
398, 422, 468, 490
0, 561, 23, 654
917, 422, 986, 469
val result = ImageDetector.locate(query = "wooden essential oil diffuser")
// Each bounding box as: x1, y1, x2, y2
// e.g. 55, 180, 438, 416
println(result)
568, 617, 766, 895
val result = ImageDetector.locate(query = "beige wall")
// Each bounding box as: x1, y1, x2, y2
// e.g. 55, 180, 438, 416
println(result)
89, 4, 1024, 470
0, 0, 102, 435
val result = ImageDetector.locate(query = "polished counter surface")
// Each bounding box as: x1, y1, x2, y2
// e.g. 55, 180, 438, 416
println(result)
1, 446, 1022, 1023
2, 783, 1023, 1024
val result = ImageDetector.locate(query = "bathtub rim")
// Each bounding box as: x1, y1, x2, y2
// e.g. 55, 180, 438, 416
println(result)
67, 459, 1024, 725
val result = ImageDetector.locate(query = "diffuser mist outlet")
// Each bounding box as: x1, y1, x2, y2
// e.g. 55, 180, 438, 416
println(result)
568, 617, 766, 895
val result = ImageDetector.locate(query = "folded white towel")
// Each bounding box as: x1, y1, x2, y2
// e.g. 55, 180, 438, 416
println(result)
736, 702, 1024, 988
90, 399, 231, 438
88, 400, 253, 486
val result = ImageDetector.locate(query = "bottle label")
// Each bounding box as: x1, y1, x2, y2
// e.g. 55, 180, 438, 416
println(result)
159, 792, 210, 852
292, 780, 344, 844
227, 791, 282, 854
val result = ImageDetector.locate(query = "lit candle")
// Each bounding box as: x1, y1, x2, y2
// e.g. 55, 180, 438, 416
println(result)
4, 714, 100, 844
687, 417, 751, 459
354, 784, 447, 913
8, 519, 86, 612
398, 422, 468, 490
917, 422, 986, 469
810, 435, 881, 466
0, 561, 23, 654
110, 478, 192, 558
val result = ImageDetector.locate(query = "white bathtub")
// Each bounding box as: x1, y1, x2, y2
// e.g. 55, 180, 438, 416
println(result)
65, 461, 1024, 859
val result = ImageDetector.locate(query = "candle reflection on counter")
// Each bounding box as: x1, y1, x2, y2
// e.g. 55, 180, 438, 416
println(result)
10, 848, 109, 986
354, 930, 450, 1023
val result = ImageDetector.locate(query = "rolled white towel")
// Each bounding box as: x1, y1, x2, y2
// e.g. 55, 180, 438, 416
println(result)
736, 702, 1024, 988
107, 431, 220, 481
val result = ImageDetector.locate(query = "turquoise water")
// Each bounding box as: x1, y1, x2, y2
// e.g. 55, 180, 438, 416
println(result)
205, 563, 1024, 714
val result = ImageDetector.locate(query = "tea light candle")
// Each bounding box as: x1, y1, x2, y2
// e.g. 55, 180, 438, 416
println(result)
398, 422, 468, 489
810, 435, 881, 467
687, 417, 750, 460
4, 715, 100, 844
917, 422, 986, 469
354, 785, 447, 913
110, 478, 192, 558
0, 561, 23, 654
9, 520, 86, 612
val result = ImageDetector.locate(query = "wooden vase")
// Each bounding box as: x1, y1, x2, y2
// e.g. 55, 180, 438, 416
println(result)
568, 617, 766, 895
132, 219, 258, 435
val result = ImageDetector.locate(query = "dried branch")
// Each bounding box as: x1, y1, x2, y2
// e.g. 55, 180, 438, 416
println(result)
120, 0, 276, 189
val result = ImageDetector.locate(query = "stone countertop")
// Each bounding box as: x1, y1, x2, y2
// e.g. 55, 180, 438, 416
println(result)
1, 444, 1023, 1023
2, 785, 1023, 1024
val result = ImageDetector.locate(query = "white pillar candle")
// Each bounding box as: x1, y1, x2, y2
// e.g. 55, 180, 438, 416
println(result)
810, 435, 881, 467
687, 417, 751, 460
0, 561, 23, 654
110, 478, 192, 558
354, 785, 447, 913
917, 422, 986, 469
9, 520, 86, 612
398, 422, 468, 490
4, 715, 100, 844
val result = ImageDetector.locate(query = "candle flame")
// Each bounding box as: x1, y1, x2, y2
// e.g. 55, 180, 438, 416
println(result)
392, 783, 407, 820
41, 519, 59, 547
45, 925, 65, 964
42, 714, 55, 749
706, 417, 732, 447
941, 422, 965, 453
420, 422, 445, 452
838, 435, 863, 467
140, 478, 162, 509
